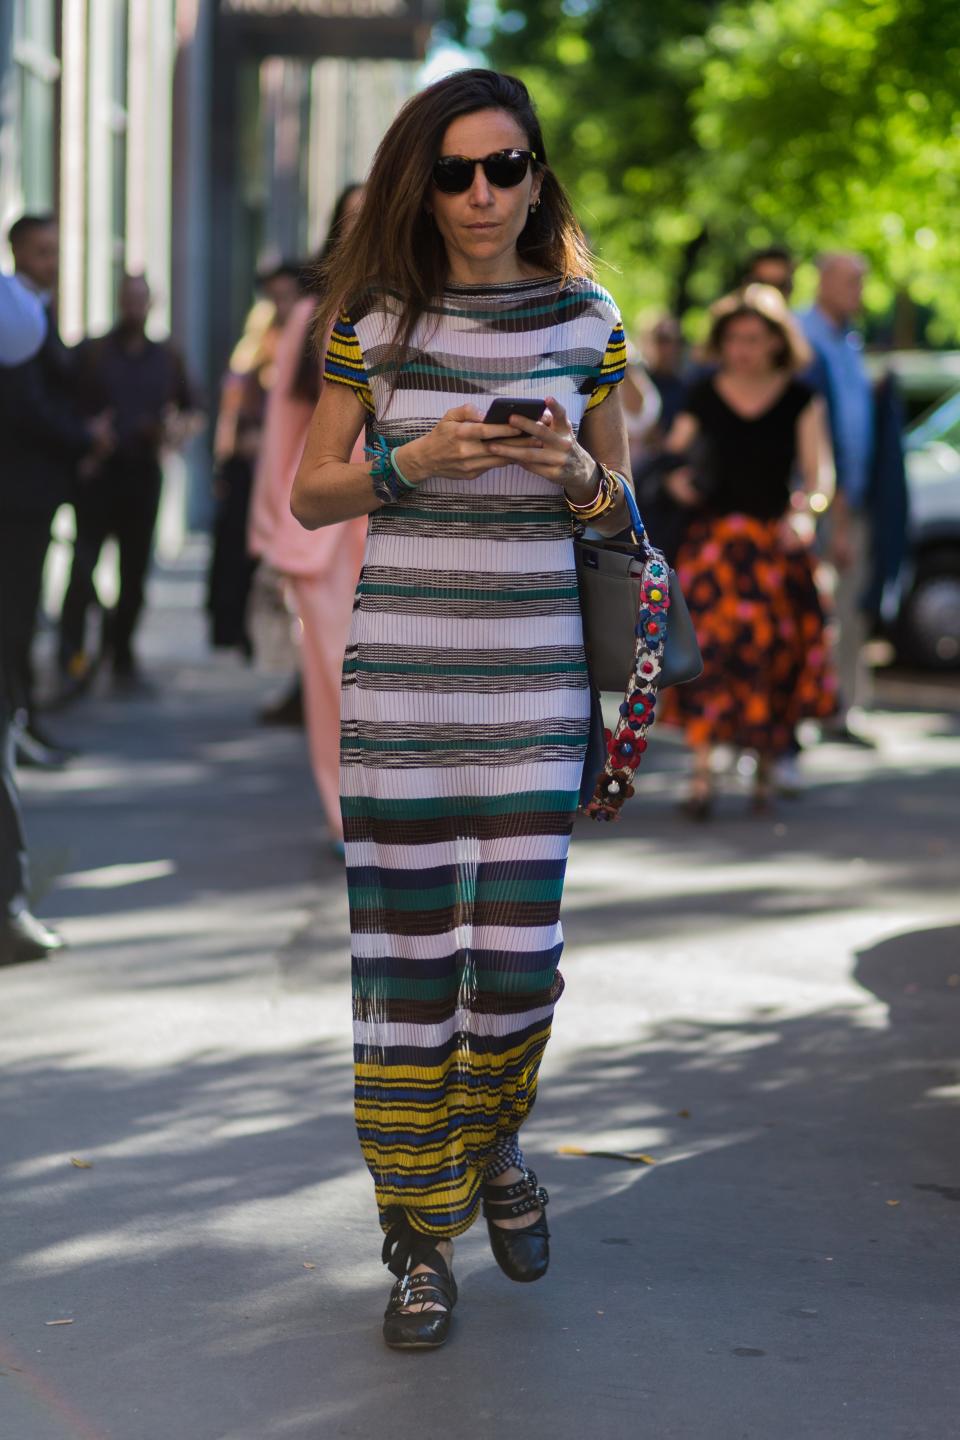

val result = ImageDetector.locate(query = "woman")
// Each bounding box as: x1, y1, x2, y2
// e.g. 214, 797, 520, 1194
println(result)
660, 284, 840, 816
248, 186, 366, 851
291, 69, 630, 1348
208, 265, 301, 655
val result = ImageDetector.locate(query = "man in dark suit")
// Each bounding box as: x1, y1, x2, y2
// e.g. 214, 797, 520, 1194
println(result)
0, 215, 114, 766
61, 273, 200, 692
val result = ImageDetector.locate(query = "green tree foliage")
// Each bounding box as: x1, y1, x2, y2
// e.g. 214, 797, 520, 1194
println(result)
480, 0, 720, 324
690, 0, 960, 338
463, 0, 960, 337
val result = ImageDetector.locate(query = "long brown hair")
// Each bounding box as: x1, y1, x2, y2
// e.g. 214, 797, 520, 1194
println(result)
289, 183, 364, 403
315, 69, 593, 369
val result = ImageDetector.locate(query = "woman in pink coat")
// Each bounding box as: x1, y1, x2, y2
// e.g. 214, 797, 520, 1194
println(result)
248, 187, 366, 848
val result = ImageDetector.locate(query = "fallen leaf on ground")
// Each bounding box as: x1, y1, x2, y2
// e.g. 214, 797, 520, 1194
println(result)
886, 1200, 901, 1207
677, 1109, 691, 1119
70, 1158, 93, 1169
558, 1146, 656, 1165
45, 1319, 74, 1326
302, 1262, 316, 1269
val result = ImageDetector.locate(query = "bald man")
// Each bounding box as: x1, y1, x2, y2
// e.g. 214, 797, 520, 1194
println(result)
801, 254, 875, 740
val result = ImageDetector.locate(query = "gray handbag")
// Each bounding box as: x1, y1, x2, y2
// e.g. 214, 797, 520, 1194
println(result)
574, 483, 703, 693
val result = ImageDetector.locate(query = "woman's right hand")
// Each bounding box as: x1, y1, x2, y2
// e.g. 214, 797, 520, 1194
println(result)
397, 404, 524, 484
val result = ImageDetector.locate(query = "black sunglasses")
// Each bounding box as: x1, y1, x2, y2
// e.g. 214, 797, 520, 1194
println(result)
432, 149, 537, 195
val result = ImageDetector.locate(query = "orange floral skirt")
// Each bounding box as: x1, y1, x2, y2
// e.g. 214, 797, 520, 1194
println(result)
659, 513, 838, 754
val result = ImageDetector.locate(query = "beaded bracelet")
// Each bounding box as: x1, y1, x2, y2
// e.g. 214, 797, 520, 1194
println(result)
365, 432, 418, 506
566, 462, 623, 523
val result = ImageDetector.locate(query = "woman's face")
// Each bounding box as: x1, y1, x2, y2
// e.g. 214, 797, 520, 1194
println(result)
430, 108, 542, 278
719, 313, 783, 377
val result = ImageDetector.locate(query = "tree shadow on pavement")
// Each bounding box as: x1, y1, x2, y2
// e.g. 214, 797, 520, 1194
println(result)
5, 928, 959, 1440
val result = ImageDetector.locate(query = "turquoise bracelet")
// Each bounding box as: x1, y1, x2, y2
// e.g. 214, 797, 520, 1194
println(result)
365, 433, 418, 505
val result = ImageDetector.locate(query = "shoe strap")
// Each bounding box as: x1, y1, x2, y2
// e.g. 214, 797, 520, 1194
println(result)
482, 1168, 549, 1219
386, 1269, 456, 1316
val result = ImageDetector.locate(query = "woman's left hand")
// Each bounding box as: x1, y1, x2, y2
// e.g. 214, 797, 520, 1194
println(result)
485, 396, 598, 503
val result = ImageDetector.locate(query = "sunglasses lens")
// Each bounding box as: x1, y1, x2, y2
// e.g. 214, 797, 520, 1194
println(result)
432, 158, 474, 194
432, 152, 533, 193
484, 152, 529, 188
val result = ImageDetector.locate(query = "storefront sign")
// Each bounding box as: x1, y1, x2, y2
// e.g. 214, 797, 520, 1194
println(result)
217, 0, 435, 58
221, 0, 411, 15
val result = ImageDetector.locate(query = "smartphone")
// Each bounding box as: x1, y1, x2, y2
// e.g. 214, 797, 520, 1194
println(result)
483, 397, 546, 426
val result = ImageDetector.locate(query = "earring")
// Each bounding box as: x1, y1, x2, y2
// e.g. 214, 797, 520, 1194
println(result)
529, 200, 541, 213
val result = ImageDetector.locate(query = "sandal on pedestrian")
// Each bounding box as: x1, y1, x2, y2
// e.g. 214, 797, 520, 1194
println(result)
482, 1167, 550, 1284
381, 1215, 457, 1350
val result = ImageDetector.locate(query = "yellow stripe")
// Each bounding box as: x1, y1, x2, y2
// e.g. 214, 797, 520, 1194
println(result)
585, 381, 617, 412
323, 316, 374, 411
356, 1105, 511, 1129
354, 1030, 550, 1083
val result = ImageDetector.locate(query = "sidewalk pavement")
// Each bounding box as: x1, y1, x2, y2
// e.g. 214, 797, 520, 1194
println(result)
2, 548, 959, 1440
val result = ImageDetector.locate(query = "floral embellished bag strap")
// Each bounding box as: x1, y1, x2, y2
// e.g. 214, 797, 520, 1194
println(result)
583, 538, 672, 822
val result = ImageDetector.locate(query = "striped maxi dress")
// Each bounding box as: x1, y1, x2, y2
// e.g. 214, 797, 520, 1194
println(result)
324, 275, 626, 1242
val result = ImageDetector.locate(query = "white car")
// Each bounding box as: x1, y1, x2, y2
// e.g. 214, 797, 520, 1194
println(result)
899, 390, 960, 668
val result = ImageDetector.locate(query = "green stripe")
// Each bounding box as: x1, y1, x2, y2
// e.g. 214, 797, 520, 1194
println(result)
340, 790, 577, 820
349, 877, 565, 911
342, 732, 585, 754
351, 968, 558, 1001
423, 288, 611, 323
369, 359, 595, 384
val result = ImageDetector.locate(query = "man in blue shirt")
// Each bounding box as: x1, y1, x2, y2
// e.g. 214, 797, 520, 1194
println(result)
800, 253, 875, 741
0, 271, 46, 363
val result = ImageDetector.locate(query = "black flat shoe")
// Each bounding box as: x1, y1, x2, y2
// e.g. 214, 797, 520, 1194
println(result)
381, 1216, 457, 1350
482, 1168, 550, 1284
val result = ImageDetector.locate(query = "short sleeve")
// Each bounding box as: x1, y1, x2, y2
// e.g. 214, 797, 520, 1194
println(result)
323, 311, 374, 414
585, 320, 627, 412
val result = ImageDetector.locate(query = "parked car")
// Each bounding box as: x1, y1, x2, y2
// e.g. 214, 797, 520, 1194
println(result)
896, 388, 960, 668
867, 349, 960, 423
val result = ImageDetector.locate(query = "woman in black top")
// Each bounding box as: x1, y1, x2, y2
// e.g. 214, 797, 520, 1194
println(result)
659, 285, 839, 815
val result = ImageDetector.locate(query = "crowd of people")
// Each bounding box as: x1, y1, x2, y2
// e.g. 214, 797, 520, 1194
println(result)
0, 196, 907, 958
205, 235, 907, 838
0, 216, 202, 965
628, 245, 907, 810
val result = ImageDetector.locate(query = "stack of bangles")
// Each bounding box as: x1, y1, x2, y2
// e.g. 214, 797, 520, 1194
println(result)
565, 461, 625, 523
366, 433, 418, 505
